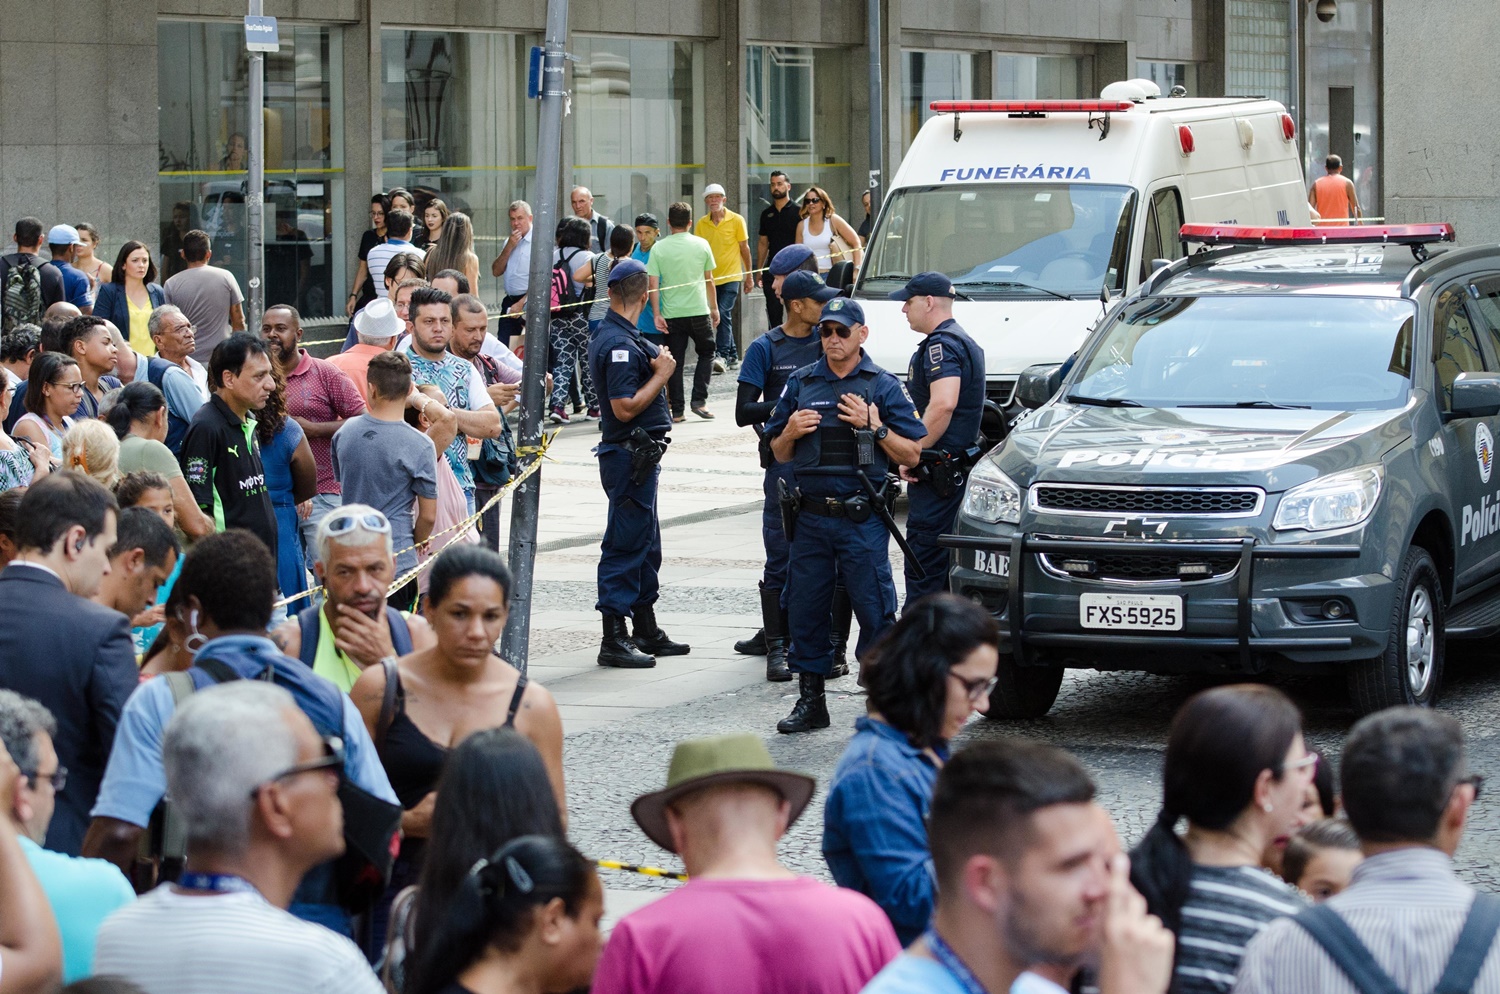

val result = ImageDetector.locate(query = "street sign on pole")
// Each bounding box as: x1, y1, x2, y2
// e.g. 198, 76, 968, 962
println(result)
244, 15, 279, 52
244, 4, 272, 332
501, 0, 570, 674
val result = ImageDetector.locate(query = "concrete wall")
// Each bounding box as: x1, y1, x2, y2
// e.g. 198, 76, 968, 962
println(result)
1383, 0, 1498, 239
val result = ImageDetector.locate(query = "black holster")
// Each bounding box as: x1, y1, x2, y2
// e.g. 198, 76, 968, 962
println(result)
626, 427, 666, 485
757, 429, 775, 470
777, 477, 799, 542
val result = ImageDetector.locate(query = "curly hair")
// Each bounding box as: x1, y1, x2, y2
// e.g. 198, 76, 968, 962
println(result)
254, 358, 288, 446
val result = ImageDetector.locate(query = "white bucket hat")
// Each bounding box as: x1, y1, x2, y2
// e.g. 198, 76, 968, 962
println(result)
352, 297, 402, 341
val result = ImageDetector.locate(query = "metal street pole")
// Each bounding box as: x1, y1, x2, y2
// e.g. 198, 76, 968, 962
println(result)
246, 0, 266, 331
501, 0, 569, 674
1287, 0, 1300, 153
867, 0, 884, 218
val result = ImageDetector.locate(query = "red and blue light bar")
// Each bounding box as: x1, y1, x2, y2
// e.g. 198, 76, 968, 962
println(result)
1179, 223, 1456, 247
928, 100, 1136, 114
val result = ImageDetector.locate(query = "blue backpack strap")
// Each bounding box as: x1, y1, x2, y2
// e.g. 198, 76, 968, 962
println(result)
1294, 905, 1405, 994
385, 606, 414, 656
296, 605, 322, 666
1434, 893, 1500, 994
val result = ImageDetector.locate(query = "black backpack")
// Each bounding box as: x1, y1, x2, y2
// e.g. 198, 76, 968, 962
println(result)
1, 256, 43, 334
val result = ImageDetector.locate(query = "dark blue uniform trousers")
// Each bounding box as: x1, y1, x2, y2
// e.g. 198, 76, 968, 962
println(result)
785, 512, 897, 676
904, 482, 965, 605
595, 446, 662, 617
762, 461, 795, 590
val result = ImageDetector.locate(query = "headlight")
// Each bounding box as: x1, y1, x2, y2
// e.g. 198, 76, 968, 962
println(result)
1272, 466, 1383, 533
962, 459, 1023, 524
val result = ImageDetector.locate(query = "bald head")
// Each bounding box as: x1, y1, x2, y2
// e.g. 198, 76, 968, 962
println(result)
44, 301, 81, 324
571, 187, 595, 218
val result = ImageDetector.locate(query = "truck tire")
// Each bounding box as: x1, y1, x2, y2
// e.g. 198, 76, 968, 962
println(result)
983, 653, 1064, 719
1348, 545, 1444, 714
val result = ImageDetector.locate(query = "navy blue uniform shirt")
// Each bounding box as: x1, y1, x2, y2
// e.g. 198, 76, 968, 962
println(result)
738, 325, 824, 421
907, 318, 985, 454
765, 350, 925, 497
587, 307, 672, 443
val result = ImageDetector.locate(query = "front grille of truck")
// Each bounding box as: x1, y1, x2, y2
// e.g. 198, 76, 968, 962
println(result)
1031, 484, 1264, 517
1039, 549, 1241, 584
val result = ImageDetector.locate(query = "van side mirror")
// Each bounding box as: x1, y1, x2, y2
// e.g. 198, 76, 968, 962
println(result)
1450, 372, 1500, 418
1017, 363, 1064, 410
826, 261, 855, 291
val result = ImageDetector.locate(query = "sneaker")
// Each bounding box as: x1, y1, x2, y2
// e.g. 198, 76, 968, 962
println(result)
712, 357, 727, 374
584, 407, 600, 421
548, 407, 570, 425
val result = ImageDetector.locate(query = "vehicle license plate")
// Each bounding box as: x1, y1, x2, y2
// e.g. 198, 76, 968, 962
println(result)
1079, 593, 1182, 631
972, 549, 1009, 578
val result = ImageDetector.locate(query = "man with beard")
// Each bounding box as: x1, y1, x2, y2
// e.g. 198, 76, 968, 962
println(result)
756, 171, 800, 329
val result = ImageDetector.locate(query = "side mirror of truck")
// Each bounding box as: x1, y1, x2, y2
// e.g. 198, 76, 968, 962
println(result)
1450, 372, 1500, 419
826, 261, 855, 291
1017, 363, 1064, 410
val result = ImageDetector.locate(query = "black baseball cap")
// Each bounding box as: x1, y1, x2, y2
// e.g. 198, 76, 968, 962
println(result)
889, 271, 958, 301
634, 213, 659, 229
780, 271, 839, 303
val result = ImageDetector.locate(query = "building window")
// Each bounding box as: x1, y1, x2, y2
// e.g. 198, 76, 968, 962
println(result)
902, 50, 979, 150
381, 30, 537, 303
157, 20, 343, 318
572, 37, 705, 233
1138, 62, 1201, 97
993, 54, 1094, 101
745, 45, 855, 231
1226, 0, 1289, 105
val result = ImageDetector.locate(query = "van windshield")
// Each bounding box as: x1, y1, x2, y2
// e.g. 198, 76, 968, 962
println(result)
1068, 295, 1416, 411
857, 183, 1135, 300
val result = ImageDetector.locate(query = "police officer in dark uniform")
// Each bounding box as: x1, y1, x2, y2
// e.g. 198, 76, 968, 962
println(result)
890, 271, 986, 605
765, 297, 926, 732
585, 257, 690, 668
735, 268, 838, 682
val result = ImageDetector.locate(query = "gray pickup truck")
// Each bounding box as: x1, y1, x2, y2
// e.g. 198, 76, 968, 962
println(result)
942, 223, 1500, 718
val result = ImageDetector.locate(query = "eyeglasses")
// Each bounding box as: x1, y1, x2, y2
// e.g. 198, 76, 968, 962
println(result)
1458, 773, 1485, 800
324, 512, 391, 538
819, 324, 853, 339
28, 766, 67, 792
1285, 752, 1320, 775
51, 380, 84, 393
253, 736, 344, 797
949, 672, 999, 703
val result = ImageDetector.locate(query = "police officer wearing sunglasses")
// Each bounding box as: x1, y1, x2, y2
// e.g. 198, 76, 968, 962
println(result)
765, 298, 926, 732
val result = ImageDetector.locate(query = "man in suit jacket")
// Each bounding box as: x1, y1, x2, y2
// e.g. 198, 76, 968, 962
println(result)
0, 472, 135, 855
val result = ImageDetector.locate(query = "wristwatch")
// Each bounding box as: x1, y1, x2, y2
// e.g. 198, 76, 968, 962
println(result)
874, 425, 890, 441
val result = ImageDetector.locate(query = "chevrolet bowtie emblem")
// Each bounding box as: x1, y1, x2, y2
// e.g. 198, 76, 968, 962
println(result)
1103, 516, 1169, 537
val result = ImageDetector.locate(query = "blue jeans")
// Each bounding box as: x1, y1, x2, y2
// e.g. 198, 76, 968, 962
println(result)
715, 282, 741, 361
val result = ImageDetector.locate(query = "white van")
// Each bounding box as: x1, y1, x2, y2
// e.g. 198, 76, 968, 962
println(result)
852, 80, 1312, 439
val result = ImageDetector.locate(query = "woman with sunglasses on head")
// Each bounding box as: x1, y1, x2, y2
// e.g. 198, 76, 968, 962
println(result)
1130, 684, 1313, 993
351, 546, 566, 938
14, 353, 81, 466
794, 187, 862, 274
822, 593, 999, 946
406, 835, 604, 994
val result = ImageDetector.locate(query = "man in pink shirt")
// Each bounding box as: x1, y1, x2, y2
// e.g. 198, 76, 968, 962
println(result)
593, 734, 900, 994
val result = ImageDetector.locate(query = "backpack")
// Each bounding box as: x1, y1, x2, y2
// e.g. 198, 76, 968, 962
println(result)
470, 354, 520, 488
550, 248, 587, 313
1, 256, 43, 334
144, 357, 192, 454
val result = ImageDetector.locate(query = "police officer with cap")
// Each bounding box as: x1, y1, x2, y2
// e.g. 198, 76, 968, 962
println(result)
735, 269, 838, 682
765, 297, 925, 732
890, 271, 986, 604
586, 257, 690, 668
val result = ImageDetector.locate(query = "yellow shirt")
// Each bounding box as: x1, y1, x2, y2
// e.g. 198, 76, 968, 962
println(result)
694, 210, 749, 285
127, 295, 156, 357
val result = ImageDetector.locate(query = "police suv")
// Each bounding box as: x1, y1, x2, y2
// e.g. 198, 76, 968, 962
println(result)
942, 223, 1500, 718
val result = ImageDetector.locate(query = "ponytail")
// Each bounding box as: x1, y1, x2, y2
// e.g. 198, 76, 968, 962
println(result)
405, 835, 594, 994
1129, 809, 1193, 935
103, 381, 167, 441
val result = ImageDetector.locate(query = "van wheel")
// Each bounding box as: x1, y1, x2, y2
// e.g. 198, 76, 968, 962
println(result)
1348, 545, 1444, 714
983, 653, 1064, 719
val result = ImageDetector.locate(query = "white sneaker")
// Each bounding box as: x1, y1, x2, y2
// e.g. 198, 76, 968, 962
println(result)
712, 357, 727, 374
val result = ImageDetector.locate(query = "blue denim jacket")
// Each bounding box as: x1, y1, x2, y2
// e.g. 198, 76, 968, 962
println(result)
822, 716, 943, 945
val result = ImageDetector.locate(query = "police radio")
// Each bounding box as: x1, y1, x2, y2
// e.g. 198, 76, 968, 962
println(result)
854, 391, 876, 466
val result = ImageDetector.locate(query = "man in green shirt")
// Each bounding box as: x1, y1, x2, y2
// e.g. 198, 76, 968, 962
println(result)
647, 202, 719, 421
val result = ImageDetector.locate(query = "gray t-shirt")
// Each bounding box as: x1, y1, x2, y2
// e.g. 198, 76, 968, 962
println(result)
331, 414, 438, 572
163, 264, 245, 363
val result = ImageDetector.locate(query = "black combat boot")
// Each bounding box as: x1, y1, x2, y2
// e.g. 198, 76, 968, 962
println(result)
599, 615, 656, 669
828, 584, 854, 678
734, 628, 767, 655
761, 585, 790, 682
777, 672, 830, 733
631, 604, 690, 656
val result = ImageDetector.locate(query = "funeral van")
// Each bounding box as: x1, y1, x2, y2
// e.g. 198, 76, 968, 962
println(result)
851, 78, 1311, 442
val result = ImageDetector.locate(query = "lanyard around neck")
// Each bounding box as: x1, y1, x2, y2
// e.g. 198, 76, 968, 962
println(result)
925, 930, 993, 994
177, 871, 261, 897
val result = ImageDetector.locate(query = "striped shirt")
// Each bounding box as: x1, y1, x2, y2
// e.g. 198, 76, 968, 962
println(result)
94, 886, 383, 994
1233, 847, 1500, 994
1176, 864, 1304, 994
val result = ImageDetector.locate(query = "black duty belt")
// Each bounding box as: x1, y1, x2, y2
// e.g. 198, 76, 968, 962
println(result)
799, 494, 863, 518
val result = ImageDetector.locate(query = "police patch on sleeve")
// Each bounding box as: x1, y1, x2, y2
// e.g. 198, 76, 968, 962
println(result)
928, 342, 943, 364
612, 349, 629, 363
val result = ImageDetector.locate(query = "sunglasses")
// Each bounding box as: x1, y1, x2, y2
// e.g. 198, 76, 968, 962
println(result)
802, 197, 822, 206
950, 672, 999, 704
252, 736, 344, 797
819, 323, 853, 339
324, 512, 391, 538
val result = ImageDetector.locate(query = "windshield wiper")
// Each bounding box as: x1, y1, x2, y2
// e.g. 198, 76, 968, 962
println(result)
863, 272, 915, 282
1178, 400, 1312, 410
1066, 394, 1142, 407
954, 279, 1074, 301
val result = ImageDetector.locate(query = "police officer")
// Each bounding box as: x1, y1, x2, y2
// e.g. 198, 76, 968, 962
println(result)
735, 268, 838, 682
765, 297, 925, 732
890, 271, 986, 604
586, 257, 690, 668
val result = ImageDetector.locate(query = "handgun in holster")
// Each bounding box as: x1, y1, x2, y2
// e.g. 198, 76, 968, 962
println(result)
756, 427, 775, 470
626, 427, 666, 486
777, 477, 799, 542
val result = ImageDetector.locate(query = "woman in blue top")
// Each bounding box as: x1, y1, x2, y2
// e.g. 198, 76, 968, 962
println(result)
822, 593, 1000, 945
255, 363, 316, 603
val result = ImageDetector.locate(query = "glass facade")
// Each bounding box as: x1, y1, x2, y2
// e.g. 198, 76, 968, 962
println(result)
1138, 61, 1201, 97
1226, 0, 1290, 105
157, 21, 343, 317
901, 50, 979, 150
993, 54, 1094, 100
744, 45, 856, 226
381, 30, 538, 302
572, 37, 706, 234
